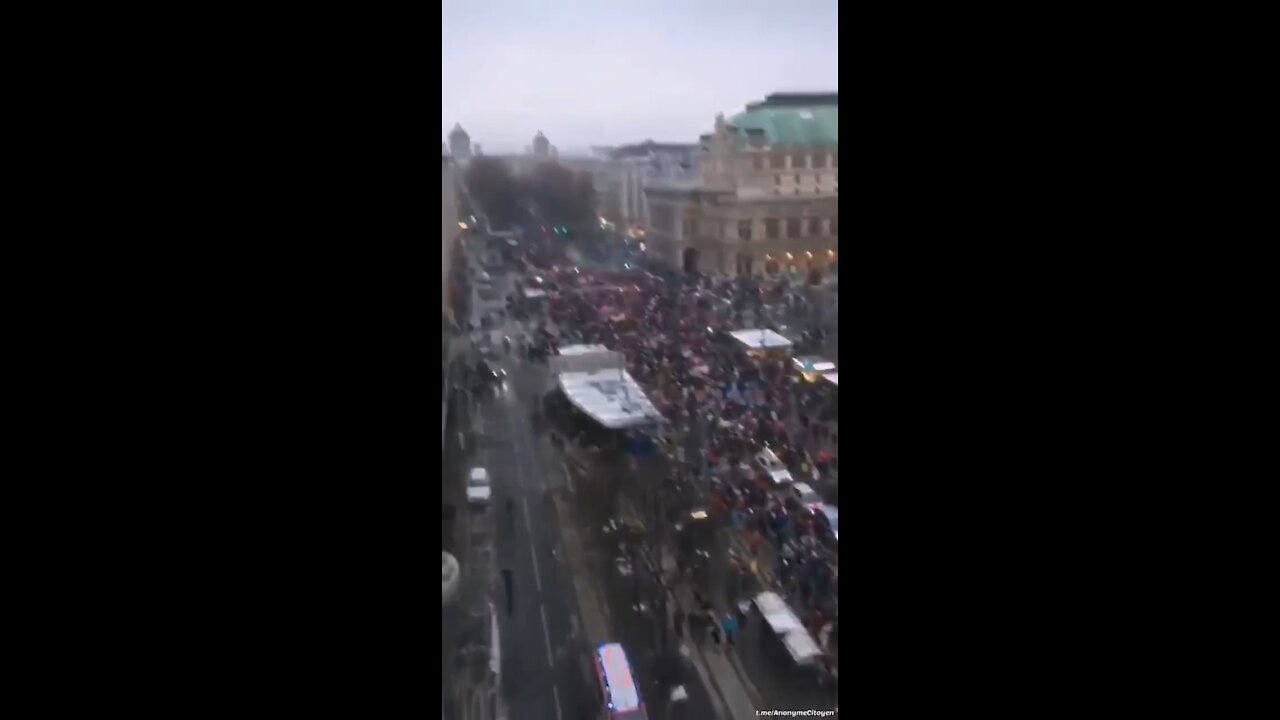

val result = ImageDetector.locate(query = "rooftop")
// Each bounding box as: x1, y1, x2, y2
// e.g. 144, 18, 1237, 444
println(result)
730, 328, 793, 350
728, 91, 838, 147
610, 140, 697, 160
558, 369, 663, 429
596, 643, 641, 712
558, 343, 611, 356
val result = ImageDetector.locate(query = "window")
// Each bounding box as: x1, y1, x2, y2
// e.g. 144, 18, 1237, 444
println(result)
815, 173, 823, 185
794, 174, 801, 184
812, 153, 827, 169
775, 174, 782, 186
791, 153, 806, 169
769, 154, 785, 169
764, 219, 779, 239
786, 218, 801, 238
738, 220, 753, 241
808, 218, 823, 236
753, 155, 764, 171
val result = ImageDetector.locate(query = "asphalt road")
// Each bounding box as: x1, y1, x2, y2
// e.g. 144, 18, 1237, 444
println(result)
466, 254, 595, 720
460, 239, 757, 720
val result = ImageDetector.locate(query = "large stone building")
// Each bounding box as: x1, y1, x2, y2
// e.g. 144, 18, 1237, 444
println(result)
595, 141, 698, 233
644, 92, 838, 280
448, 124, 472, 163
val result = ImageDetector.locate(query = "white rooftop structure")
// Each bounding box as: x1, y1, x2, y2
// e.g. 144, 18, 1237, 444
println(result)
558, 369, 663, 429
550, 345, 626, 375
559, 344, 611, 356
755, 591, 803, 633
730, 328, 793, 350
793, 357, 836, 373
755, 591, 823, 665
823, 372, 838, 386
782, 627, 823, 665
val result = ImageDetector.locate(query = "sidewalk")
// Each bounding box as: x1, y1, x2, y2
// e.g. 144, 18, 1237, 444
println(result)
550, 490, 611, 646
670, 583, 761, 720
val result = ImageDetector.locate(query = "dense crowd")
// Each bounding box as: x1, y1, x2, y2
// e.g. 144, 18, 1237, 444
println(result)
505, 244, 840, 682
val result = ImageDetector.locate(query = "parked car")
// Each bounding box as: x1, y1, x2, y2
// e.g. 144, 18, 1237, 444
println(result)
816, 503, 838, 543
466, 467, 492, 505
788, 482, 823, 510
754, 447, 794, 485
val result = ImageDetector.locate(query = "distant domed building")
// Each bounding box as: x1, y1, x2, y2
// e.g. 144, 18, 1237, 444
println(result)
644, 92, 839, 280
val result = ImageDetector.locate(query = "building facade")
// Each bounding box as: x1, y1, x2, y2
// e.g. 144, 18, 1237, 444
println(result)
442, 153, 459, 321
594, 141, 698, 233
448, 124, 472, 163
644, 92, 839, 280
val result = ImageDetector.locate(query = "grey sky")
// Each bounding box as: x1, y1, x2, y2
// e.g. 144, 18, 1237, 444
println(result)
443, 0, 838, 155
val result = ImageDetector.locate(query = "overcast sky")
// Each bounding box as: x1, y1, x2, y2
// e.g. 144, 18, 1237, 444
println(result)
442, 0, 838, 155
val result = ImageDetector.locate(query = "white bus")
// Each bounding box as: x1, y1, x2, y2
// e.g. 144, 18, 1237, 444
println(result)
593, 642, 648, 719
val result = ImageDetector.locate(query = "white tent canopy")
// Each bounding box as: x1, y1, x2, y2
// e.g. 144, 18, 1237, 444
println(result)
550, 345, 624, 375
782, 628, 823, 665
755, 591, 804, 634
792, 356, 836, 373
559, 343, 610, 356
558, 369, 663, 429
823, 372, 838, 386
729, 329, 793, 351
755, 591, 823, 665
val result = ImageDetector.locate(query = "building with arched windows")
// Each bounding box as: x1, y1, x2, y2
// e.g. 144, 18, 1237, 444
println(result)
644, 92, 838, 281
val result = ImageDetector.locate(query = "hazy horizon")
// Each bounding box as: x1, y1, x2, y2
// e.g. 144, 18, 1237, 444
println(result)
443, 0, 838, 154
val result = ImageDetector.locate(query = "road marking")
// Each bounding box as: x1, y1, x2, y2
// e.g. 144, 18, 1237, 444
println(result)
552, 686, 563, 720
530, 540, 543, 592
540, 604, 555, 666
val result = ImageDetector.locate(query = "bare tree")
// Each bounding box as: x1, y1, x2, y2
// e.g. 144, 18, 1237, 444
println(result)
465, 157, 522, 227
527, 161, 598, 228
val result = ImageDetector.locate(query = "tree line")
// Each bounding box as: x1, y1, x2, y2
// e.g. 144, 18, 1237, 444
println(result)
465, 157, 597, 230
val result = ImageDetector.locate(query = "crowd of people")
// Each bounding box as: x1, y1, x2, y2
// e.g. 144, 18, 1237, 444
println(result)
502, 245, 841, 683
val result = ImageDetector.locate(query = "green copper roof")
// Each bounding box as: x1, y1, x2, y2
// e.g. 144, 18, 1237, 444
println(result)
728, 105, 838, 147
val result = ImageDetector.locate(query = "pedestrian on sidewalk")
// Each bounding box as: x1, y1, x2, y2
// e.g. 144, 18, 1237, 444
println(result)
722, 613, 738, 647
710, 622, 722, 650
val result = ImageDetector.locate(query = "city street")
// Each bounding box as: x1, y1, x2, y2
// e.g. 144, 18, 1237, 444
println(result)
489, 323, 719, 720
479, 381, 590, 720
447, 227, 838, 718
